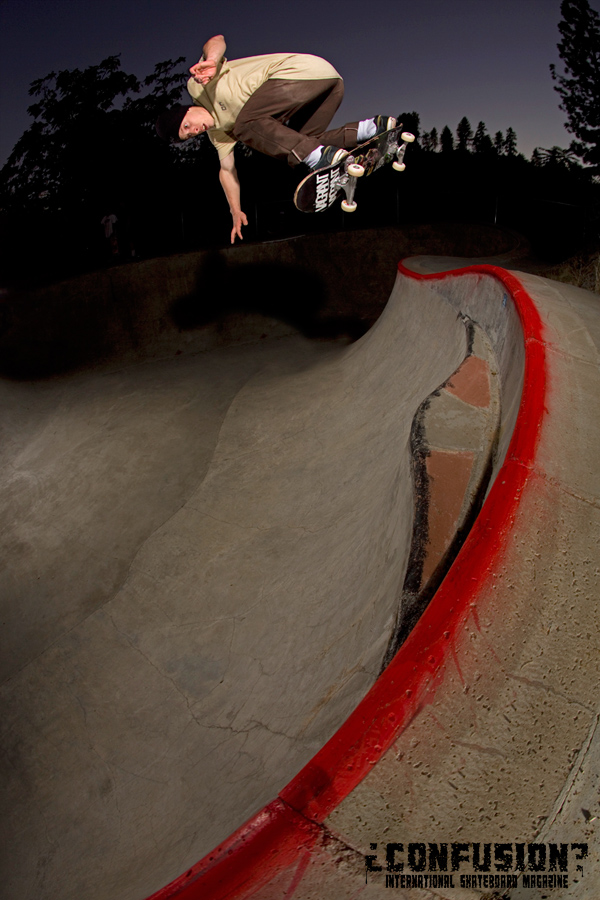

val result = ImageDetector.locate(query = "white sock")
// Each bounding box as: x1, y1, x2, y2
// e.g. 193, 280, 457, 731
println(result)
357, 118, 377, 142
303, 145, 324, 167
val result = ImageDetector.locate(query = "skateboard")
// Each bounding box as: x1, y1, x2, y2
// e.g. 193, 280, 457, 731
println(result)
294, 124, 415, 214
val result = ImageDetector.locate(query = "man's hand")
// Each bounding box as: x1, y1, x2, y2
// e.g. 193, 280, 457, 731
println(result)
189, 58, 218, 85
219, 154, 247, 244
230, 211, 249, 244
190, 35, 226, 85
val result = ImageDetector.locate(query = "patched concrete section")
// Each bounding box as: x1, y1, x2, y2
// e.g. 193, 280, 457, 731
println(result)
422, 448, 475, 582
422, 391, 491, 450
444, 355, 491, 408
384, 304, 504, 665
417, 323, 500, 589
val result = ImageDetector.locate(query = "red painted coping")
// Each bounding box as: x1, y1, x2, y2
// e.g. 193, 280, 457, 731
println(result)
145, 263, 547, 900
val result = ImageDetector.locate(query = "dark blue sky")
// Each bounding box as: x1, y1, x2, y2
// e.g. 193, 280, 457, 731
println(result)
1, 0, 598, 167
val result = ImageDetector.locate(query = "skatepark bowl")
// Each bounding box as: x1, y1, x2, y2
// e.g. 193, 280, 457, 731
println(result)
1, 226, 599, 899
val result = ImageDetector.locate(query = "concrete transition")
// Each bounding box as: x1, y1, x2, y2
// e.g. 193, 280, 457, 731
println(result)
0, 227, 598, 900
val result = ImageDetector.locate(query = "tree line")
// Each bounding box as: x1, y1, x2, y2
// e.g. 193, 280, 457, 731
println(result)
417, 120, 519, 158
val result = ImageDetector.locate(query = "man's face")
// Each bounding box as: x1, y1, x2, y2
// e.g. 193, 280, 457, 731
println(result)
179, 107, 215, 140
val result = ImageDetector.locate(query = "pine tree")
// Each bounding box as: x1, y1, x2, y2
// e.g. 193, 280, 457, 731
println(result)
504, 127, 518, 157
550, 0, 600, 172
494, 131, 505, 154
440, 125, 454, 153
473, 121, 493, 154
421, 127, 439, 152
456, 117, 473, 152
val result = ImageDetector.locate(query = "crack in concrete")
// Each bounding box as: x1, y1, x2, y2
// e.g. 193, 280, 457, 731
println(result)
505, 456, 600, 512
545, 476, 600, 512
470, 613, 596, 715
507, 671, 595, 714
531, 711, 600, 841
103, 612, 220, 737
189, 713, 290, 743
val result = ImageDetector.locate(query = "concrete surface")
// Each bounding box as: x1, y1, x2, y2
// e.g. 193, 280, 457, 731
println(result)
320, 261, 600, 900
1, 232, 471, 900
153, 259, 599, 900
2, 232, 599, 900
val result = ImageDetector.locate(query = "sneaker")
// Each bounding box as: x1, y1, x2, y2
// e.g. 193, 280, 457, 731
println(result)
310, 145, 348, 170
373, 115, 397, 136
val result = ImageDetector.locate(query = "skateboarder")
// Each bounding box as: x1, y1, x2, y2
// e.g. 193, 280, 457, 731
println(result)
155, 35, 395, 243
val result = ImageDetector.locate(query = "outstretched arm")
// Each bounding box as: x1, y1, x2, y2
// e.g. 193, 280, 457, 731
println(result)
219, 151, 248, 244
189, 35, 226, 85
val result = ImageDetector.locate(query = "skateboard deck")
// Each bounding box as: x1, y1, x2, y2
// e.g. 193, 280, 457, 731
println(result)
294, 124, 415, 214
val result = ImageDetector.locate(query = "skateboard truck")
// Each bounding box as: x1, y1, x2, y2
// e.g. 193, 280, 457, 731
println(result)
339, 159, 359, 213
339, 131, 415, 213
392, 131, 415, 172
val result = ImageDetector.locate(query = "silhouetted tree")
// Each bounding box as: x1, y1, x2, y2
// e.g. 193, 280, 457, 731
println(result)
494, 131, 504, 154
0, 55, 190, 215
456, 117, 473, 152
440, 125, 454, 153
534, 145, 580, 168
421, 128, 439, 152
504, 127, 518, 156
473, 121, 493, 154
1, 57, 133, 212
550, 0, 600, 173
531, 147, 544, 166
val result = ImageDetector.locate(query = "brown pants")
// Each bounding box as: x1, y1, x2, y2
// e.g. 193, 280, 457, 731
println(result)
232, 78, 360, 167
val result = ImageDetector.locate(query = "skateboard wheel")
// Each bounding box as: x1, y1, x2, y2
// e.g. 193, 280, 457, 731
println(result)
393, 161, 406, 172
341, 199, 357, 212
401, 132, 415, 143
347, 163, 365, 177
